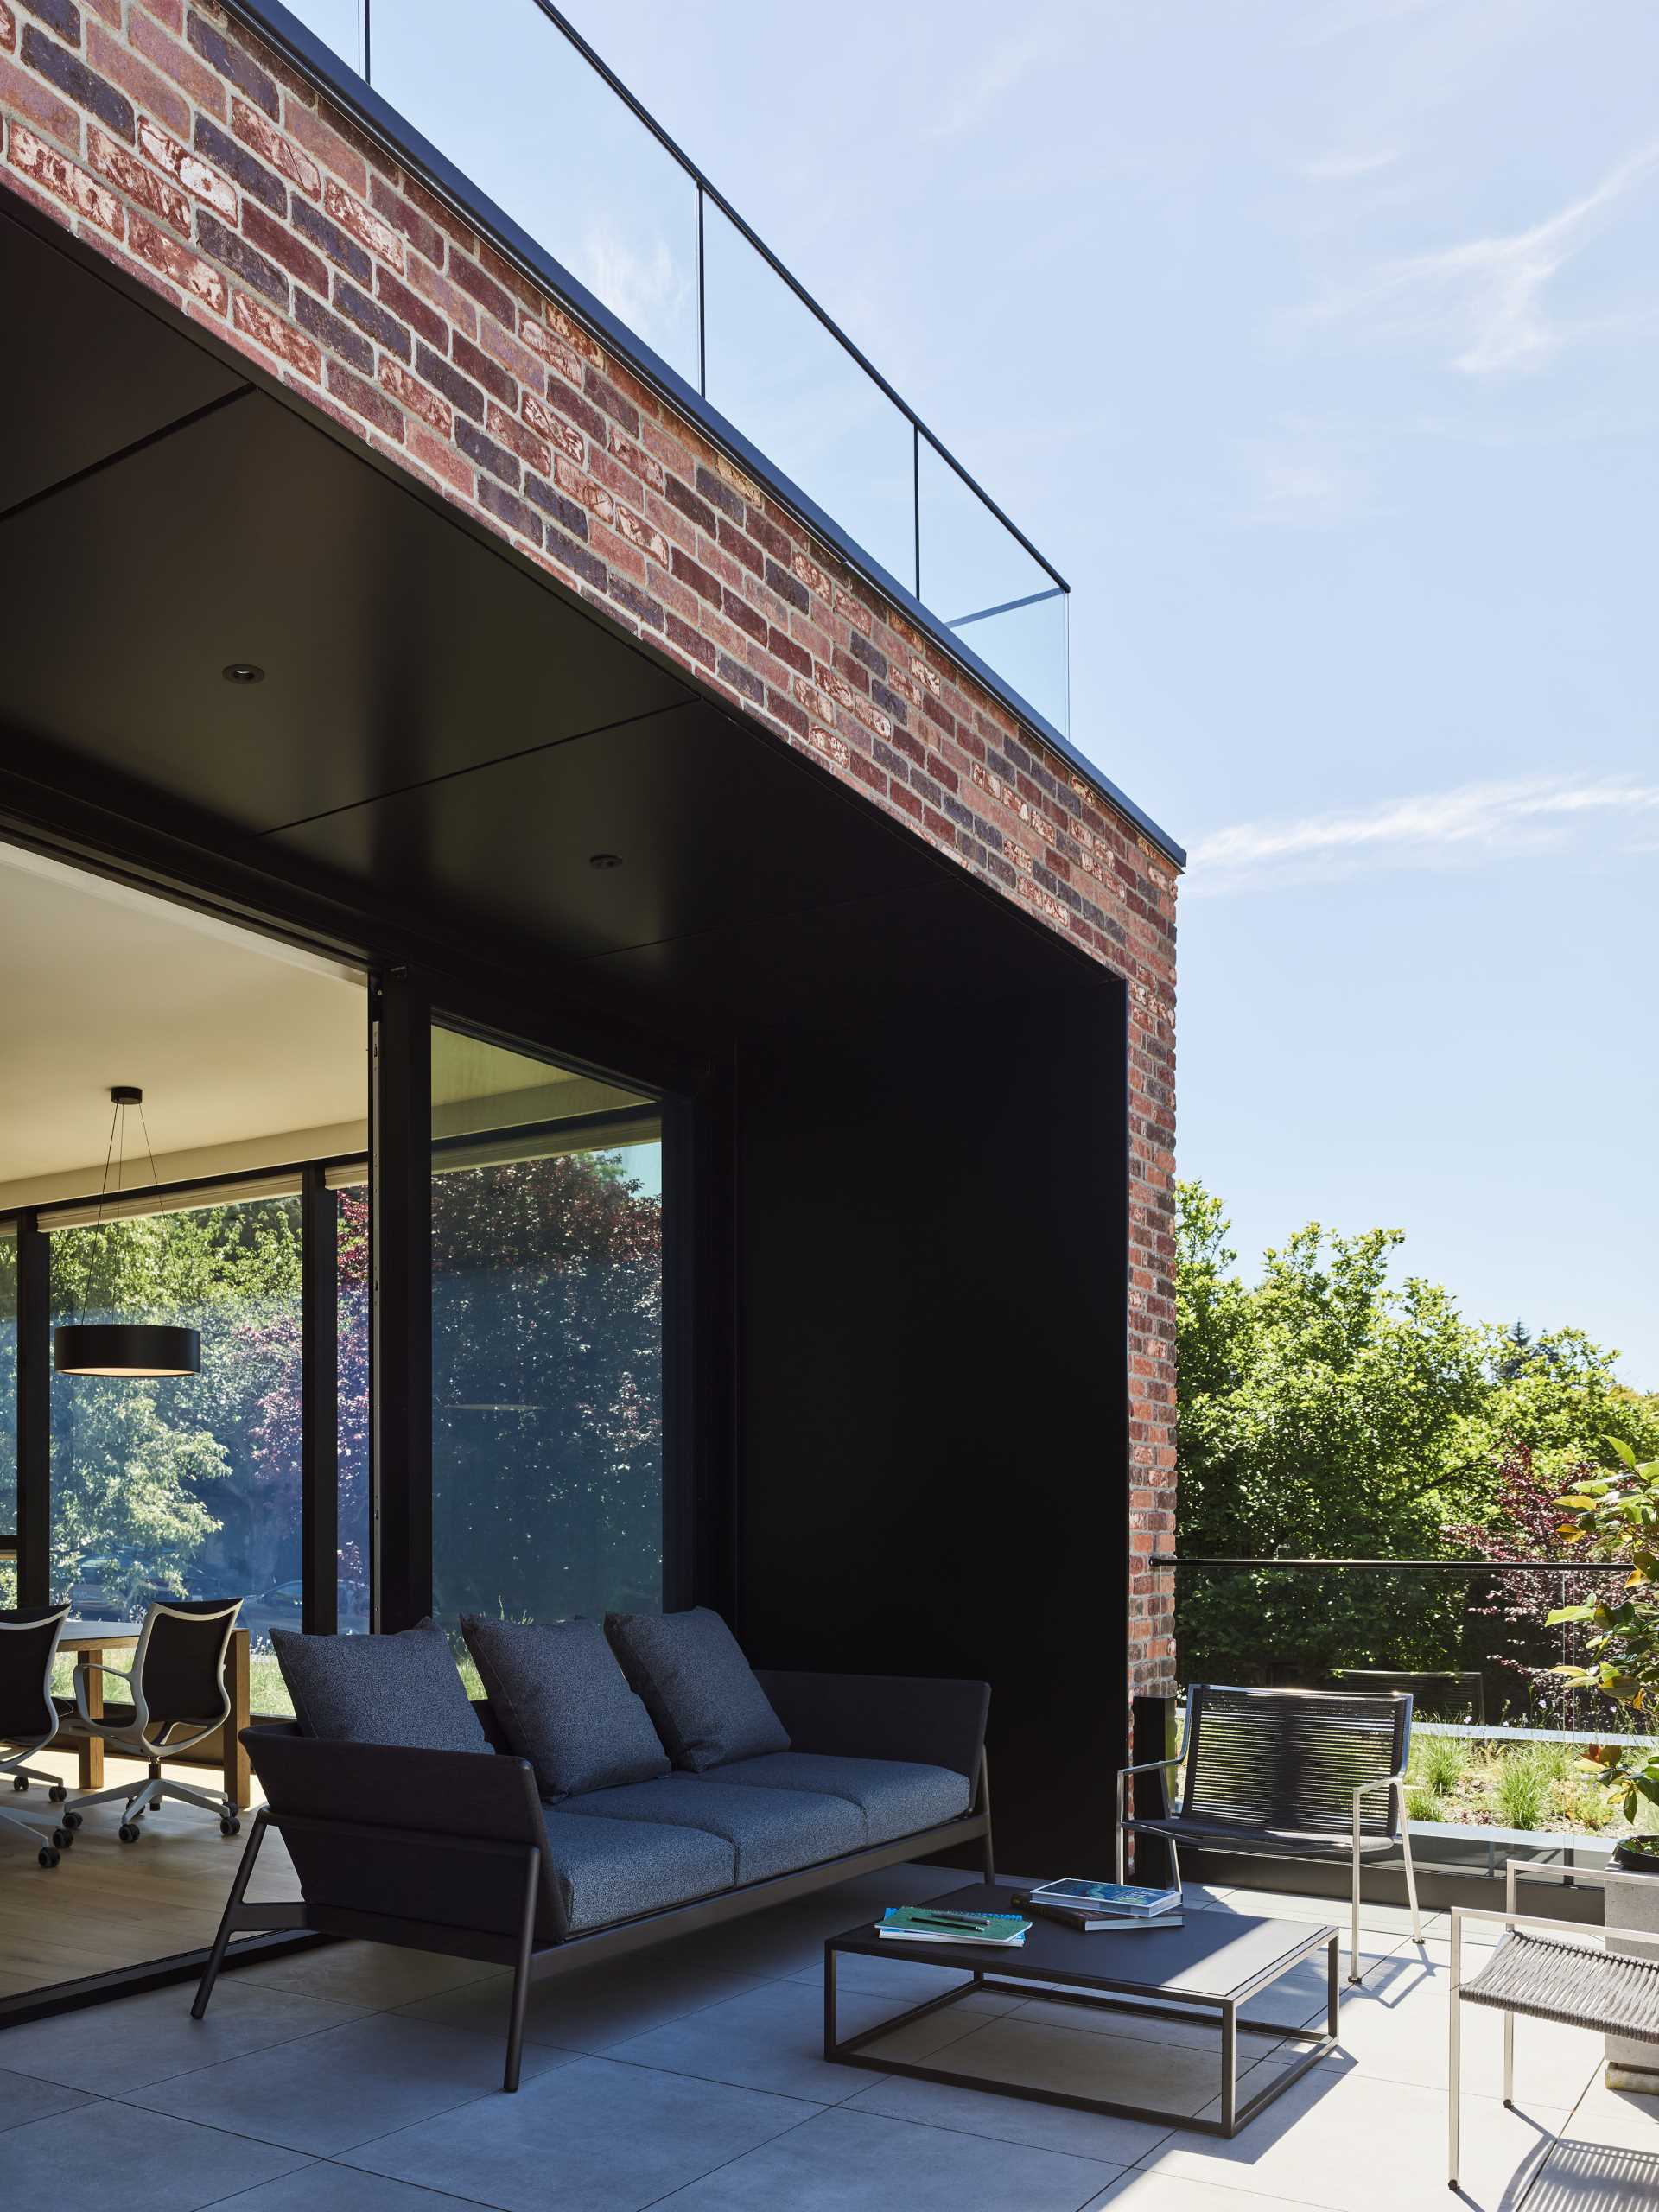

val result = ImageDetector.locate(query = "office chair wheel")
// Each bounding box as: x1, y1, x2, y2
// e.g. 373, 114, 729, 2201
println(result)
220, 1815, 241, 1836
12, 1775, 27, 1791
38, 1845, 60, 1868
60, 1808, 82, 1830
48, 1783, 67, 1802
52, 1828, 72, 1850
118, 1821, 141, 1843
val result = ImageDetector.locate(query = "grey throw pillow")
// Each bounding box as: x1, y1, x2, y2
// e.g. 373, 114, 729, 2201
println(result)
460, 1615, 669, 1802
605, 1608, 789, 1773
272, 1621, 490, 1753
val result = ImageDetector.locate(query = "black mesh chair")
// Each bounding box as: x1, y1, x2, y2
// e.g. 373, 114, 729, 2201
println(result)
59, 1599, 244, 1842
1117, 1683, 1421, 1984
0, 1602, 75, 1866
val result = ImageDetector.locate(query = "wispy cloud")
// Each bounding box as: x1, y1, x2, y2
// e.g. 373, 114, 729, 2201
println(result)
1297, 142, 1659, 374
929, 33, 1055, 141
1190, 774, 1659, 895
1235, 418, 1378, 528
1298, 147, 1403, 184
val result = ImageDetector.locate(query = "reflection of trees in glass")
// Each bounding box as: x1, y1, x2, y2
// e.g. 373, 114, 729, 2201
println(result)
49, 1202, 302, 1610
431, 1149, 664, 1624
35, 1151, 661, 1628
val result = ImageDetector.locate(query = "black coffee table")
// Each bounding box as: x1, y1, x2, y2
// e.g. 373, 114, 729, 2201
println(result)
823, 1882, 1338, 2137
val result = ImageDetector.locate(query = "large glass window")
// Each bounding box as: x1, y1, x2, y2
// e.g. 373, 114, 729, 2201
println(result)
48, 1194, 305, 1713
430, 1029, 664, 1626
335, 1180, 371, 1633
0, 1227, 16, 1605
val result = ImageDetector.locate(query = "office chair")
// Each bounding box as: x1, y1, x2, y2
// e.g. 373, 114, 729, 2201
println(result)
0, 1603, 75, 1866
60, 1598, 244, 1841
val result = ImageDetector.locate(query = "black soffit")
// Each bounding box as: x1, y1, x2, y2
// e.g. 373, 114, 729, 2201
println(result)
0, 202, 1091, 1024
0, 213, 243, 514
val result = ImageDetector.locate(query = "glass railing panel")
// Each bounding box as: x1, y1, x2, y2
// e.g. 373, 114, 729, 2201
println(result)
702, 200, 916, 594
917, 432, 1067, 733
283, 0, 362, 68
369, 0, 701, 385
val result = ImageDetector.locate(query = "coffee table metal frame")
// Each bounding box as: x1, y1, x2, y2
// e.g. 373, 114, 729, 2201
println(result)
824, 1912, 1339, 2139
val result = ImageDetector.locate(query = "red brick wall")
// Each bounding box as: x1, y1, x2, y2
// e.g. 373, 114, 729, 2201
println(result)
0, 0, 1179, 1694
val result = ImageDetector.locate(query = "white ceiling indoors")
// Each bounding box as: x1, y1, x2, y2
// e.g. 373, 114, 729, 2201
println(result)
0, 842, 369, 1210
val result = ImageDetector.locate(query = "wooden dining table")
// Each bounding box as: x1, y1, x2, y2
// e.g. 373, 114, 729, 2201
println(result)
59, 1620, 252, 1810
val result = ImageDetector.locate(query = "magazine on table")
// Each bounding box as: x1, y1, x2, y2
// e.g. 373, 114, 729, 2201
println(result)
1027, 1878, 1181, 1919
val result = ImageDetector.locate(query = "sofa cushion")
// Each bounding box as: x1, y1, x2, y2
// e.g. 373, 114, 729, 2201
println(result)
604, 1608, 789, 1773
538, 1806, 734, 1932
702, 1751, 972, 1844
564, 1774, 863, 1883
459, 1616, 668, 1802
271, 1621, 489, 1754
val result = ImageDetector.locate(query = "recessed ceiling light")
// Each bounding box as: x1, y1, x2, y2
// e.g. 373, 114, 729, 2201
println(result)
221, 663, 265, 685
588, 852, 623, 870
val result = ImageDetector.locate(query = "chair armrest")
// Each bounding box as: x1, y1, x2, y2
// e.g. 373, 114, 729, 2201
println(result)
73, 1661, 137, 1727
751, 1671, 988, 1782
1117, 1753, 1185, 1826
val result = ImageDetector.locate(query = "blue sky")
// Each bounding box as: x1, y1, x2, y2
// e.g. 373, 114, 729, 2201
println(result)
314, 2, 1659, 1380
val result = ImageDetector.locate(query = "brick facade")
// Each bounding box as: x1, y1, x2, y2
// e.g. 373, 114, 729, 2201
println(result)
0, 0, 1179, 1694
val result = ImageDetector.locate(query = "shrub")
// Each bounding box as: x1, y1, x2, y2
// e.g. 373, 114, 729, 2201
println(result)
1412, 1733, 1467, 1796
1493, 1751, 1549, 1830
1406, 1784, 1444, 1821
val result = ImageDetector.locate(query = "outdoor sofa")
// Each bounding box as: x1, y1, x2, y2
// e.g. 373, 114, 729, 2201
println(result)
193, 1611, 994, 2088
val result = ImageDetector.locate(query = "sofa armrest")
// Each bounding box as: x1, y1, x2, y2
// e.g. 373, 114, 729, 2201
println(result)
752, 1671, 989, 1783
244, 1725, 569, 1942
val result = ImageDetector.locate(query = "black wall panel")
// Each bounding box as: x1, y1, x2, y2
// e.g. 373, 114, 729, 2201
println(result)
731, 969, 1131, 1873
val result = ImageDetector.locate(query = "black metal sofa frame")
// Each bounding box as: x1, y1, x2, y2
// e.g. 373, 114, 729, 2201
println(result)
194, 1669, 994, 2089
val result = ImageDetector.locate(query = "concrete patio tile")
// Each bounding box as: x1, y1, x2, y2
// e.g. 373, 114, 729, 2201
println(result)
219, 2171, 486, 2211
856, 2008, 1295, 2123
124, 2012, 571, 2155
1330, 1954, 1604, 2100
1141, 2061, 1568, 2210
1559, 2071, 1659, 2151
1084, 2175, 1320, 2209
338, 2051, 818, 2212
1521, 2135, 1659, 2209
0, 2064, 93, 2130
0, 1976, 360, 2093
1213, 1887, 1443, 1942
397, 1948, 773, 2054
0, 2098, 311, 2208
604, 1974, 977, 2101
223, 1939, 507, 2012
650, 2101, 1126, 2210
842, 2066, 1176, 2164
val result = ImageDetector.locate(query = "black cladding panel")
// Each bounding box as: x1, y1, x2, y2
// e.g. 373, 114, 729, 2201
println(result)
0, 211, 244, 514
266, 696, 930, 965
0, 382, 690, 836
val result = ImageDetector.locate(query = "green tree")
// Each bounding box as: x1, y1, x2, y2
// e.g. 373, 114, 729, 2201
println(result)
1177, 1180, 1490, 1682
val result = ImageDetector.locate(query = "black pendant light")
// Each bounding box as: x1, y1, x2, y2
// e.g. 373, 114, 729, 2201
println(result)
54, 1086, 202, 1379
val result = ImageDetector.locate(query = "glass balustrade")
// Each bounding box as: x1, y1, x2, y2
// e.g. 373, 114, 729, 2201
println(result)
258, 0, 1071, 733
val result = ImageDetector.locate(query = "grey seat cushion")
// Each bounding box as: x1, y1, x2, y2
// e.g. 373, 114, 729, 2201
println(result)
564, 1774, 864, 1882
605, 1608, 789, 1773
459, 1616, 668, 1801
271, 1622, 489, 1754
538, 1806, 734, 1932
703, 1751, 971, 1844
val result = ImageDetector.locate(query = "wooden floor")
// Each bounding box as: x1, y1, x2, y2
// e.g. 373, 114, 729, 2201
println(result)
0, 1744, 297, 2001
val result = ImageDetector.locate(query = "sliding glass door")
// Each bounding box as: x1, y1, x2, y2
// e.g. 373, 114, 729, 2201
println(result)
429, 1027, 665, 1625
